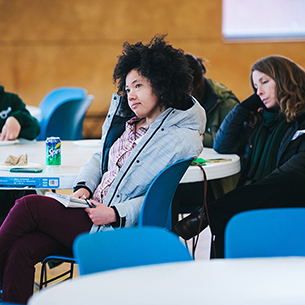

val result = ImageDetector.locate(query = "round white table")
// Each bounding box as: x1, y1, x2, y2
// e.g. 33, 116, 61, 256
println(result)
28, 257, 305, 305
0, 142, 240, 189
180, 147, 240, 183
0, 139, 100, 189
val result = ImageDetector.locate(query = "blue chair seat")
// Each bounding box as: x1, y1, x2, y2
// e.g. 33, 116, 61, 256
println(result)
225, 208, 305, 258
73, 227, 192, 275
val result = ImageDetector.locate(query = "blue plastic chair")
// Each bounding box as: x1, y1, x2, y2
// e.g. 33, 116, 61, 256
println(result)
224, 208, 305, 258
38, 254, 76, 289
37, 87, 93, 140
39, 158, 192, 287
73, 226, 192, 275
138, 158, 193, 230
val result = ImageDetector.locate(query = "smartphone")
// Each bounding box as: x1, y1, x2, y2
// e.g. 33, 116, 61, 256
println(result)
10, 168, 43, 173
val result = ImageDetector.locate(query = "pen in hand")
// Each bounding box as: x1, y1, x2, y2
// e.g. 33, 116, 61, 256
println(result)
83, 195, 96, 208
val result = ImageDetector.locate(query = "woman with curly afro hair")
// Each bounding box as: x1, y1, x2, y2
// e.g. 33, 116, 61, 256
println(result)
113, 35, 194, 111
0, 35, 206, 304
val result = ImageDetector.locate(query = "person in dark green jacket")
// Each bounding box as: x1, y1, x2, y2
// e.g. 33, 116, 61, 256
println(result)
185, 54, 239, 148
173, 54, 240, 231
0, 86, 40, 224
0, 86, 40, 141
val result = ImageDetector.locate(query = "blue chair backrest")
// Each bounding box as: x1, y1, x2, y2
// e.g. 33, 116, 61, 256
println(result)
73, 226, 192, 275
137, 158, 193, 230
43, 95, 93, 140
37, 87, 89, 140
225, 208, 305, 258
73, 95, 94, 140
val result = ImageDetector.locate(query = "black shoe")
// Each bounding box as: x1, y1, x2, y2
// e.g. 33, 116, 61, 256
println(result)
172, 208, 208, 240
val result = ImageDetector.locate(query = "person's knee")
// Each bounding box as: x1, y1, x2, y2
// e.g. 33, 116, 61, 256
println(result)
12, 194, 44, 217
15, 194, 39, 207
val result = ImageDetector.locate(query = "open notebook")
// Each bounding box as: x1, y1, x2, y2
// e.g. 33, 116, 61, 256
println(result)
45, 192, 90, 208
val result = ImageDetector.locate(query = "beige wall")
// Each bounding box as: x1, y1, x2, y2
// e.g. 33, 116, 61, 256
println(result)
1, 0, 305, 138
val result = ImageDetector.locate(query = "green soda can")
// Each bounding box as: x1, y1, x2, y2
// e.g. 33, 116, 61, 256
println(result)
46, 137, 61, 166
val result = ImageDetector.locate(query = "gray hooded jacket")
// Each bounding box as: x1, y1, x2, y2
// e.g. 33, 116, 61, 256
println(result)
73, 93, 206, 232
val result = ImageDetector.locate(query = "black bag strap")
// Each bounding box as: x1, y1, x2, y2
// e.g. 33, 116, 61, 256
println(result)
192, 162, 216, 258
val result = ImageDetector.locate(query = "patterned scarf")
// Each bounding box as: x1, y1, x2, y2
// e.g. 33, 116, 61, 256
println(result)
92, 117, 149, 203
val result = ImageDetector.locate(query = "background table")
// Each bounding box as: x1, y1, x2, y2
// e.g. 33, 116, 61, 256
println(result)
28, 257, 305, 305
180, 147, 240, 183
0, 141, 240, 190
0, 140, 100, 189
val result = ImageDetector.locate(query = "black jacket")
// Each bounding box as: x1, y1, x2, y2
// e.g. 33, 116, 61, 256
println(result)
0, 86, 40, 139
214, 104, 305, 185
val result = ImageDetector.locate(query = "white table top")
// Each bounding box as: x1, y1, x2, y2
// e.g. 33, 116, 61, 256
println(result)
0, 140, 240, 189
180, 147, 240, 183
28, 257, 305, 305
0, 140, 100, 189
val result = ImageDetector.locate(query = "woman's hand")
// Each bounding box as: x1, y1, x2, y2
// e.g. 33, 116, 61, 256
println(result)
85, 201, 116, 226
0, 117, 21, 141
240, 94, 265, 112
71, 188, 90, 200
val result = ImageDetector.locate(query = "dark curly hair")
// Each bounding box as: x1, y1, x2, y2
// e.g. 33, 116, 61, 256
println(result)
113, 35, 193, 111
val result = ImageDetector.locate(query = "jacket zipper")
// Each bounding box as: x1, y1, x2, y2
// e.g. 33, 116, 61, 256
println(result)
106, 109, 174, 207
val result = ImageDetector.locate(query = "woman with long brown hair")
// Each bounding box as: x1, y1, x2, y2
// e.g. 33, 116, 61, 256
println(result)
173, 55, 305, 257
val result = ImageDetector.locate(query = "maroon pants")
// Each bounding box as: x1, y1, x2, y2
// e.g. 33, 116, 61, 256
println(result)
0, 194, 92, 304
